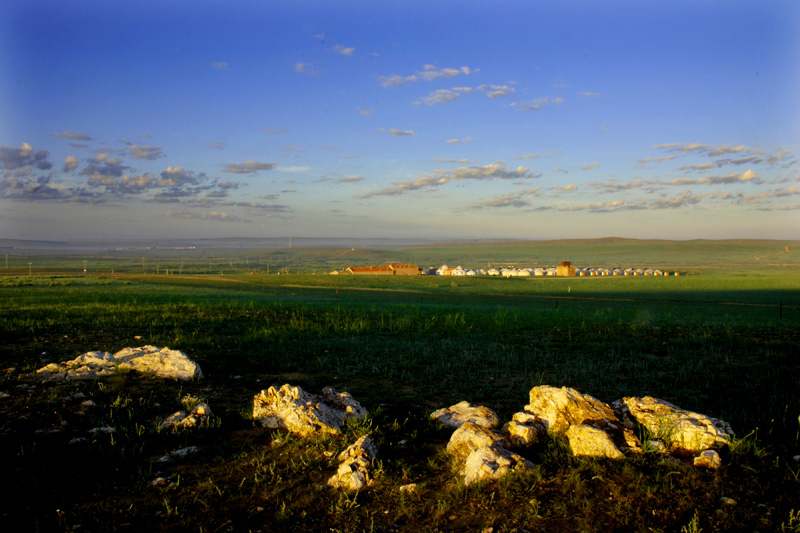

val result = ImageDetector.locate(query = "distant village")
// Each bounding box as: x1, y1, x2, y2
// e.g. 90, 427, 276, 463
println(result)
331, 262, 680, 277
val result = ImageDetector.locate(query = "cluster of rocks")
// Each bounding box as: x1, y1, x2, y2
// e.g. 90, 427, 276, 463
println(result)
250, 383, 734, 490
28, 350, 734, 491
427, 386, 733, 485
516, 385, 731, 465
35, 346, 203, 382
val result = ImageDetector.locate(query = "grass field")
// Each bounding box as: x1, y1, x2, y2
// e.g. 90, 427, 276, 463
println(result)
0, 239, 798, 532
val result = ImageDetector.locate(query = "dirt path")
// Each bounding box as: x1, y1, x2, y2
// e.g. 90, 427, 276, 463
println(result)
753, 244, 792, 260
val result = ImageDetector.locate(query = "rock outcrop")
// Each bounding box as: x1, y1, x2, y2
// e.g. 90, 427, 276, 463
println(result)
327, 435, 377, 491
501, 412, 547, 448
430, 401, 500, 429
612, 396, 733, 456
524, 385, 617, 434
252, 384, 368, 437
35, 346, 202, 382
160, 402, 213, 430
445, 422, 533, 486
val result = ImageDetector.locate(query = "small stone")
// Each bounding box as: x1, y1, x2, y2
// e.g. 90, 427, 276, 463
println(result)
88, 426, 116, 434
694, 449, 722, 469
720, 496, 736, 506
81, 400, 96, 408
398, 483, 418, 494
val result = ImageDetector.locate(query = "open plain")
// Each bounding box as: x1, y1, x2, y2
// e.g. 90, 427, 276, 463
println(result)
1, 239, 799, 532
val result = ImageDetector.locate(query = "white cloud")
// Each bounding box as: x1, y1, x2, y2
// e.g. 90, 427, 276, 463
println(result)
445, 137, 475, 144
477, 85, 515, 99
360, 162, 536, 197
294, 62, 321, 75
379, 65, 473, 87
665, 169, 760, 186
416, 89, 463, 106
336, 176, 364, 184
382, 128, 414, 137
128, 145, 164, 160
470, 186, 543, 209
211, 61, 228, 69
52, 132, 92, 141
562, 200, 626, 212
64, 155, 79, 172
510, 97, 563, 112
222, 161, 277, 174
333, 45, 355, 55
578, 162, 599, 171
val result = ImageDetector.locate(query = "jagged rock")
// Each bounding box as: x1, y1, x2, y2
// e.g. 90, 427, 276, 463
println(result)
157, 446, 200, 462
461, 445, 534, 486
398, 483, 418, 494
693, 449, 723, 469
35, 346, 202, 382
430, 401, 500, 429
565, 424, 625, 459
252, 384, 367, 437
445, 421, 533, 485
524, 385, 618, 434
160, 402, 213, 430
612, 396, 733, 455
446, 421, 507, 459
327, 435, 377, 491
502, 412, 547, 447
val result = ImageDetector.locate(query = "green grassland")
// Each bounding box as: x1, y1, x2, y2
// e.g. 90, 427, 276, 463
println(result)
0, 239, 799, 532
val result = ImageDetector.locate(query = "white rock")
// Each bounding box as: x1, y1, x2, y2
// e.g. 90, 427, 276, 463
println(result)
398, 483, 418, 494
158, 446, 200, 462
613, 396, 733, 455
445, 421, 533, 485
327, 435, 377, 491
565, 424, 625, 459
88, 426, 116, 434
0, 391, 9, 399
446, 422, 506, 460
34, 346, 202, 382
430, 401, 500, 429
693, 449, 722, 469
461, 446, 533, 486
525, 385, 618, 434
253, 384, 367, 437
502, 412, 546, 447
159, 402, 213, 430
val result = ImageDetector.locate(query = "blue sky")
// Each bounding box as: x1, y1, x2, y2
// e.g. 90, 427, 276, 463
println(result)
1, 0, 798, 241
